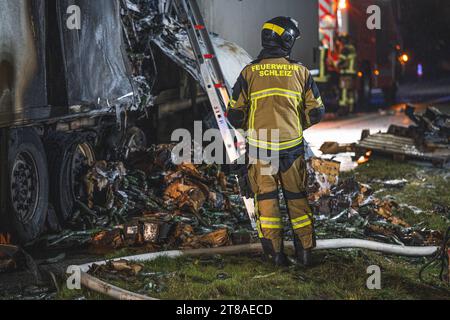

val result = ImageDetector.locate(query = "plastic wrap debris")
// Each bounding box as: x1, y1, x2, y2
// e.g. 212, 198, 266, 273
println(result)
84, 161, 127, 210
120, 0, 251, 111
379, 179, 408, 189
120, 0, 160, 110
150, 14, 252, 90
308, 175, 443, 246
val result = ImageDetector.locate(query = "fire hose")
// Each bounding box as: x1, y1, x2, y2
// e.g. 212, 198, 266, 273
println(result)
76, 234, 449, 300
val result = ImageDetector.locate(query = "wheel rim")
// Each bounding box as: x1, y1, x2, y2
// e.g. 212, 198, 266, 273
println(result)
10, 151, 40, 223
70, 143, 95, 201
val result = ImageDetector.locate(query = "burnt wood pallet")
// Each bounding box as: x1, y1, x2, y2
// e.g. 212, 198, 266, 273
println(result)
356, 133, 450, 167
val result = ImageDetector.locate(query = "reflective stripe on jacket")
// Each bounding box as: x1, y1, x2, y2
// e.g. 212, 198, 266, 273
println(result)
227, 57, 324, 151
339, 44, 357, 75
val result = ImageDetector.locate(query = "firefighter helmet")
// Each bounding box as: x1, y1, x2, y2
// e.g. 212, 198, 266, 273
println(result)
262, 17, 301, 51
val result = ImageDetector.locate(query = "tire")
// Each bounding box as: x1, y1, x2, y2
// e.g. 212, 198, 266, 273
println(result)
46, 133, 95, 224
6, 128, 48, 243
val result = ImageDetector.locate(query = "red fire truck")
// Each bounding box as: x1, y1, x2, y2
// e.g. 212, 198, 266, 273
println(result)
314, 0, 406, 110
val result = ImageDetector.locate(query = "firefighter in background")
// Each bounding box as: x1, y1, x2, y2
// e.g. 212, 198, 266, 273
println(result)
227, 17, 325, 267
336, 34, 357, 113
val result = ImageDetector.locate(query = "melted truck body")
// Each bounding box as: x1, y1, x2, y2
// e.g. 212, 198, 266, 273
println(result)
0, 0, 133, 128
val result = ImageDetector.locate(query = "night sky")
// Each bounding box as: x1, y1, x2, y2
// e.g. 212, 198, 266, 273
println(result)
396, 0, 450, 76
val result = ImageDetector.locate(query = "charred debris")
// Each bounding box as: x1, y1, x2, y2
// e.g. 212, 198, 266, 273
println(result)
356, 105, 450, 167
13, 143, 446, 255
120, 0, 205, 111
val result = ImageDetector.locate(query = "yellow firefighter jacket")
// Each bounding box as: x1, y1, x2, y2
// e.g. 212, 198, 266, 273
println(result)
339, 44, 357, 75
227, 57, 325, 151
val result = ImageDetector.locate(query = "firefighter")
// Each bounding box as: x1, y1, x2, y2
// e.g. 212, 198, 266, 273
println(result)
336, 34, 358, 114
227, 17, 325, 267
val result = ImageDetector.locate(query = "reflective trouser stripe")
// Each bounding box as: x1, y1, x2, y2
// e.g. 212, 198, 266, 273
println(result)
291, 215, 312, 230
260, 217, 283, 229
261, 224, 284, 229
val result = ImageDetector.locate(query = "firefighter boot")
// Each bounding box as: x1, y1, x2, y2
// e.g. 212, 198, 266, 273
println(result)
260, 238, 289, 267
274, 241, 290, 267
293, 235, 312, 267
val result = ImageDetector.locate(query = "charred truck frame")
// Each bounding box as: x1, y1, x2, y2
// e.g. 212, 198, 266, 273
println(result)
0, 0, 250, 243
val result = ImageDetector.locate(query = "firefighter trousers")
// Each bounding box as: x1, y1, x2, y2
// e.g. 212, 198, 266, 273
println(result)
248, 156, 315, 254
339, 75, 356, 112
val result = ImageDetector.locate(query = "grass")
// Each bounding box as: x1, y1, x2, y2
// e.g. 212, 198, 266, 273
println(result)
138, 251, 449, 300
342, 157, 450, 232
57, 250, 449, 300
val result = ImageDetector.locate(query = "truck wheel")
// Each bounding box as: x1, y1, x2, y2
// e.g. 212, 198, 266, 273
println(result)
47, 133, 95, 224
7, 128, 49, 243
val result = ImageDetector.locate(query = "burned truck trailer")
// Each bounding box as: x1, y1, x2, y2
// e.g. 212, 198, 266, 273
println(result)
0, 0, 135, 243
0, 0, 252, 243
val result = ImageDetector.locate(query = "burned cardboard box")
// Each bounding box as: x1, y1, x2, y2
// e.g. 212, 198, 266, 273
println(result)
307, 157, 341, 200
123, 218, 173, 245
91, 218, 173, 249
320, 142, 356, 155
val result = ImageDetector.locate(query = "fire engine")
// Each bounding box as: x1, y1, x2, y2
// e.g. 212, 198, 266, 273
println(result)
197, 0, 406, 112
315, 0, 405, 110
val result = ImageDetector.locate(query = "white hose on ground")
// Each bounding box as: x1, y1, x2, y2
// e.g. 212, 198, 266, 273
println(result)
314, 239, 439, 256
76, 239, 440, 300
79, 239, 440, 272
79, 240, 440, 272
79, 250, 184, 272
80, 272, 156, 300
